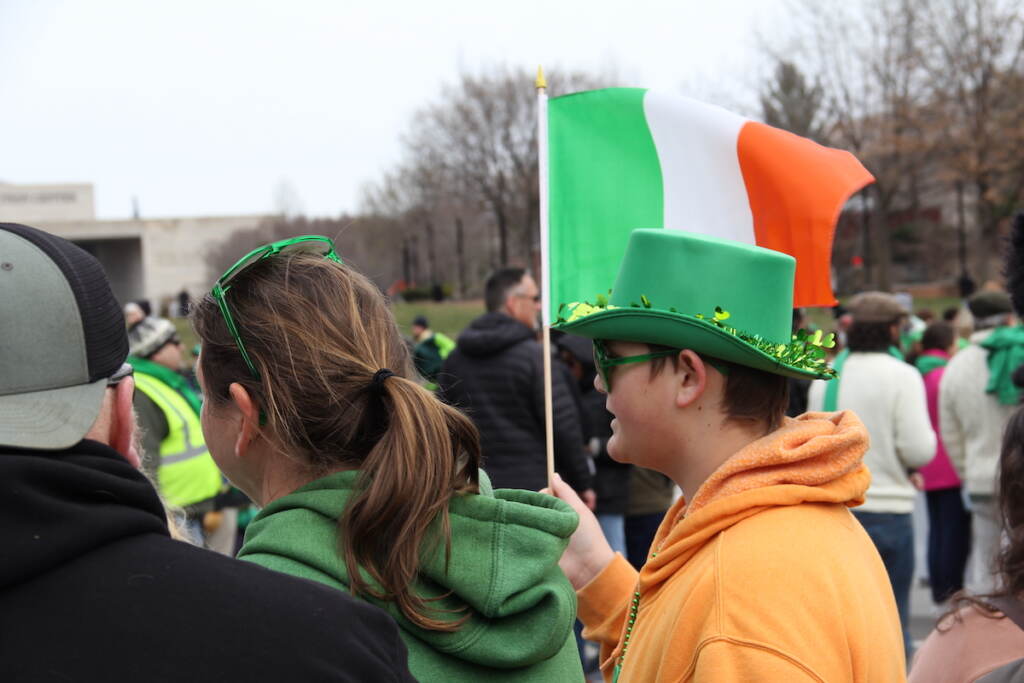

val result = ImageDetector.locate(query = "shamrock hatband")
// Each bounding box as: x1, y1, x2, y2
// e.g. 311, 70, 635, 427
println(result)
552, 230, 837, 380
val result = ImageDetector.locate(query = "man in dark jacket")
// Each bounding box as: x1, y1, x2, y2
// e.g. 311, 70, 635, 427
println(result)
439, 268, 594, 500
0, 223, 413, 683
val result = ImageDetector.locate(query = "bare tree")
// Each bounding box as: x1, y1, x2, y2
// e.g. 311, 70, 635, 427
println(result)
400, 65, 616, 268
921, 0, 1024, 281
760, 59, 826, 141
767, 0, 942, 292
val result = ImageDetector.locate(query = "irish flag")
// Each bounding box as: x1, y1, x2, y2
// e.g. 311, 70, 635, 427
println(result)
540, 87, 874, 322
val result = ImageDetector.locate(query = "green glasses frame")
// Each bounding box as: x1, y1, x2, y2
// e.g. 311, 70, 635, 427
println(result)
592, 340, 731, 391
211, 235, 342, 379
592, 339, 678, 392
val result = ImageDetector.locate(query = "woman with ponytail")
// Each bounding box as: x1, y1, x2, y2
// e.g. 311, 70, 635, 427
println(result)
192, 237, 583, 681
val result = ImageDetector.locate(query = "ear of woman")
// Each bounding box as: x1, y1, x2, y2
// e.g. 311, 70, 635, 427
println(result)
228, 381, 260, 459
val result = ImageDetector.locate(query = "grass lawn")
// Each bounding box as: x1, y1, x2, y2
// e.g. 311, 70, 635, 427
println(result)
391, 299, 484, 339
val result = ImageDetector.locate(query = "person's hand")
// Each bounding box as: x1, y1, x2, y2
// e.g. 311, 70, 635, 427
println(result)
909, 471, 925, 491
580, 488, 597, 511
542, 473, 614, 590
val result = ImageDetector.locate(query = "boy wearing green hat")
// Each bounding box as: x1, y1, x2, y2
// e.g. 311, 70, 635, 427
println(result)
547, 229, 905, 682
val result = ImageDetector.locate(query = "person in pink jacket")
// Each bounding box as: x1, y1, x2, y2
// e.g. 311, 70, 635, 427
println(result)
916, 321, 971, 604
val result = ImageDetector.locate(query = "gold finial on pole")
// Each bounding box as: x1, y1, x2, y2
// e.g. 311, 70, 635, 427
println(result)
535, 65, 547, 90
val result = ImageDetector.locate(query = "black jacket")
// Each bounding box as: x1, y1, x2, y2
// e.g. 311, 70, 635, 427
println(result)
579, 387, 631, 515
438, 312, 592, 492
0, 440, 414, 683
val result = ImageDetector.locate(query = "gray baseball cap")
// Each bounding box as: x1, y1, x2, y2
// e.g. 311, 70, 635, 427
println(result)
847, 291, 909, 324
0, 223, 128, 449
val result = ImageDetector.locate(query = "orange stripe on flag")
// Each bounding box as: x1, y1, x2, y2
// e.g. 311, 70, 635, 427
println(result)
736, 121, 874, 308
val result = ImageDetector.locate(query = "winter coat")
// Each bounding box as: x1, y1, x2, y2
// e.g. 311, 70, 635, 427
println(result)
916, 350, 961, 491
580, 387, 631, 515
438, 312, 592, 492
238, 469, 584, 681
0, 440, 413, 683
940, 330, 1019, 497
808, 351, 935, 513
578, 412, 905, 682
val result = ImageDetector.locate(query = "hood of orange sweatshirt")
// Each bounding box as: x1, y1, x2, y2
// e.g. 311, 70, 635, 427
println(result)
638, 410, 870, 592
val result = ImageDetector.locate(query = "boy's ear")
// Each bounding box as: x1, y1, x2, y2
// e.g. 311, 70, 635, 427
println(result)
674, 349, 708, 408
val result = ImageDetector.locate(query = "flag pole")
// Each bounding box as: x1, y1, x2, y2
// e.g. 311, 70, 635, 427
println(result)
536, 65, 555, 491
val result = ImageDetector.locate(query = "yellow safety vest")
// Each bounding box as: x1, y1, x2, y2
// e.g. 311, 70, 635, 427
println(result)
134, 372, 223, 508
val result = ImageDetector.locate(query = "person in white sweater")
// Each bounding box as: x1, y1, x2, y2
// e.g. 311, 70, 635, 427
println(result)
940, 290, 1018, 595
809, 291, 935, 659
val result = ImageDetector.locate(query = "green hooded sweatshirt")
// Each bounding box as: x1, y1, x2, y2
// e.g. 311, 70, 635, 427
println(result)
237, 471, 583, 682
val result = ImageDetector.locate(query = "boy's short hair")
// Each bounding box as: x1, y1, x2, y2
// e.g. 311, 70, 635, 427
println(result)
647, 343, 789, 432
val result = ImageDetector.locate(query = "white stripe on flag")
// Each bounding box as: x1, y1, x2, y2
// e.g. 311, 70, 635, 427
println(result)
643, 91, 755, 244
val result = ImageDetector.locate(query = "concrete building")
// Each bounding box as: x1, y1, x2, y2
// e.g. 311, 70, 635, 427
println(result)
0, 182, 268, 309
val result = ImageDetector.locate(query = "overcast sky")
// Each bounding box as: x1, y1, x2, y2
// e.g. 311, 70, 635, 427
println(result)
0, 0, 786, 219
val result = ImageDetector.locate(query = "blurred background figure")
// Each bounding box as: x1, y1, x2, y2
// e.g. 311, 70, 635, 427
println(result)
555, 333, 628, 552
809, 291, 936, 659
128, 315, 235, 553
410, 315, 455, 390
916, 321, 971, 605
940, 290, 1021, 595
438, 268, 594, 501
124, 301, 145, 328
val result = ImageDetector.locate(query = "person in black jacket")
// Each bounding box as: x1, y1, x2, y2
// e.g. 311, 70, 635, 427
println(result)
0, 223, 413, 683
556, 333, 631, 549
438, 268, 594, 501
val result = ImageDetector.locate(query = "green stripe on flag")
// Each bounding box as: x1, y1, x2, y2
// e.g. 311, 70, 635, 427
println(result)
548, 87, 663, 322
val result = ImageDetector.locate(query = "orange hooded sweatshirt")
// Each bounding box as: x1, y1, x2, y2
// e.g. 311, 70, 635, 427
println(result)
578, 411, 906, 682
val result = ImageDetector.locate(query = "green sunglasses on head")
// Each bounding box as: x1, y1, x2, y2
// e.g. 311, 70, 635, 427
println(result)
211, 235, 342, 379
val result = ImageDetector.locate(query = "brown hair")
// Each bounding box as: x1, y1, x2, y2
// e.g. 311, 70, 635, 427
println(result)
921, 321, 955, 352
846, 321, 897, 352
647, 344, 789, 433
192, 252, 480, 631
941, 405, 1024, 628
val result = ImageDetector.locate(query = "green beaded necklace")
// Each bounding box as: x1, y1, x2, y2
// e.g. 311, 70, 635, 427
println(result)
612, 551, 657, 683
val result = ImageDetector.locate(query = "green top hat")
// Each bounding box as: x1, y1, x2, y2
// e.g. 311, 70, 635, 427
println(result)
552, 230, 835, 380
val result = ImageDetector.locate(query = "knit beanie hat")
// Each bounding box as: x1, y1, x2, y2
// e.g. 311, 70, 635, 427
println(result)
128, 316, 178, 358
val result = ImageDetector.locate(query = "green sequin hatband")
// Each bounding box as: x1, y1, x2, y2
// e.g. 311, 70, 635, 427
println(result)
556, 297, 837, 379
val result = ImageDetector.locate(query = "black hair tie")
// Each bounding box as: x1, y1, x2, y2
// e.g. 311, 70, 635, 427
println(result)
372, 368, 395, 393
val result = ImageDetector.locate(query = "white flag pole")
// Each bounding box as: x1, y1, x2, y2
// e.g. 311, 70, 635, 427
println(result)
536, 66, 555, 491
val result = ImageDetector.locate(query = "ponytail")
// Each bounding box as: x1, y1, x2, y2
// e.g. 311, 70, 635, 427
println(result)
342, 373, 479, 631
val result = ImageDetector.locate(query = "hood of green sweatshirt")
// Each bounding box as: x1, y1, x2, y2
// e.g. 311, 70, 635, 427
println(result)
238, 470, 579, 671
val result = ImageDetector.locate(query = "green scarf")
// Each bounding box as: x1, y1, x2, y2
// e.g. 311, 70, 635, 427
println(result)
128, 356, 203, 415
915, 352, 949, 376
980, 326, 1024, 406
